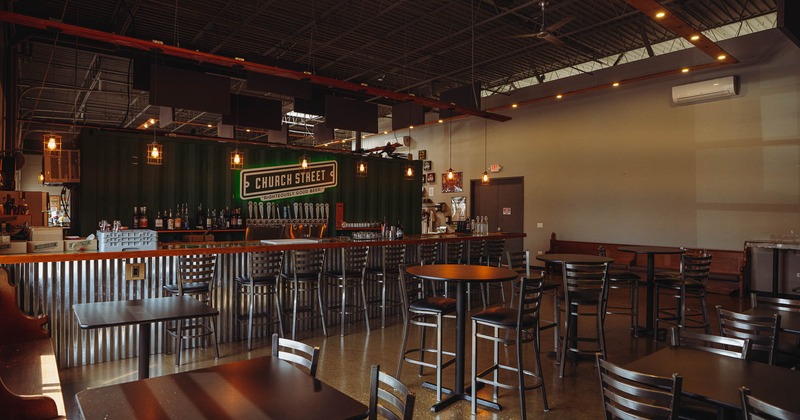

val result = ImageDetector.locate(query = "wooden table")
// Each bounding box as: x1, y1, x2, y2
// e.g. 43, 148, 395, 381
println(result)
746, 306, 800, 334
76, 356, 369, 420
404, 264, 519, 412
618, 246, 685, 335
536, 253, 614, 267
73, 296, 218, 380
625, 346, 800, 412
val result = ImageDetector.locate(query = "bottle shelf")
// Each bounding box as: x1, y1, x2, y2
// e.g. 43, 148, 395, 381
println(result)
155, 229, 246, 233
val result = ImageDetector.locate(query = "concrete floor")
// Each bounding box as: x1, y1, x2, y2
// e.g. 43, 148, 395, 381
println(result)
59, 284, 745, 419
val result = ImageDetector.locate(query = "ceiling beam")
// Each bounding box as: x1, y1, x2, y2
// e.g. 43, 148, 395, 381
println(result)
0, 11, 511, 123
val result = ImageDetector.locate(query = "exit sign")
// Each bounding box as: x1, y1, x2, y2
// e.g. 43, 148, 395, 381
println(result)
489, 164, 502, 173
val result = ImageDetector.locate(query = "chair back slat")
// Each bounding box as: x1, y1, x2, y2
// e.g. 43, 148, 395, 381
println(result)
680, 254, 712, 284
443, 242, 463, 264
740, 386, 800, 420
468, 240, 484, 263
289, 249, 325, 276
716, 306, 780, 365
271, 333, 320, 377
381, 245, 406, 274
369, 364, 415, 420
340, 246, 369, 274
418, 243, 437, 265
399, 264, 425, 309
670, 327, 752, 359
597, 355, 682, 420
563, 262, 608, 302
506, 250, 531, 278
484, 240, 505, 266
517, 274, 545, 325
751, 293, 800, 313
249, 251, 283, 279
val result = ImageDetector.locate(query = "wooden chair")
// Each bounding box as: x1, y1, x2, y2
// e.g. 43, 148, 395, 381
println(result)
557, 262, 609, 378
470, 274, 549, 419
271, 333, 320, 377
163, 253, 220, 366
716, 306, 780, 365
740, 386, 800, 420
368, 364, 415, 420
597, 354, 682, 420
669, 327, 751, 359
396, 264, 456, 402
235, 251, 284, 350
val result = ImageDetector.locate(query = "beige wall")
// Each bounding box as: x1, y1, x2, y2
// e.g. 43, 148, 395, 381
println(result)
363, 31, 800, 253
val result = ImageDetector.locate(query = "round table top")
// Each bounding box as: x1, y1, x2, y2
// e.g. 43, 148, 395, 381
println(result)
618, 246, 685, 255
535, 253, 613, 264
405, 264, 518, 283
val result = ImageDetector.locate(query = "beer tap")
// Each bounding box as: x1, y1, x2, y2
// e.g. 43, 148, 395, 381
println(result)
258, 202, 265, 220
293, 202, 300, 221
247, 201, 253, 221
324, 203, 329, 221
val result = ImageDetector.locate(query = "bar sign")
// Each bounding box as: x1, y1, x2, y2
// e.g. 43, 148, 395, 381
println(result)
240, 161, 338, 201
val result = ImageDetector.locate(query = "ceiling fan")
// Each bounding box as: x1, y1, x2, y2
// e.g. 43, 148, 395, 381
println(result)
509, 1, 574, 45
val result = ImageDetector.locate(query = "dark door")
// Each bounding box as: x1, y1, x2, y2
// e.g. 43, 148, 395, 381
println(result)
471, 177, 524, 253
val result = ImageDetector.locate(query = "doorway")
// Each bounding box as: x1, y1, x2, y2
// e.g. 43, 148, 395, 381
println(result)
470, 177, 524, 253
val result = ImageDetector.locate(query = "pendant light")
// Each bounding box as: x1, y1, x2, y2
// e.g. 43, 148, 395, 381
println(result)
446, 119, 454, 180
300, 155, 309, 170
43, 133, 62, 155
146, 50, 163, 165
230, 147, 244, 170
481, 119, 490, 185
404, 126, 414, 180
356, 159, 367, 177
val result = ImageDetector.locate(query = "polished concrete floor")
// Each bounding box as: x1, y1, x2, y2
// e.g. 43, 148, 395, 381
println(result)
59, 283, 745, 419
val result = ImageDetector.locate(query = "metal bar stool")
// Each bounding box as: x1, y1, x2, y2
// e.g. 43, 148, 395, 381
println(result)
324, 246, 370, 336
470, 274, 549, 419
163, 253, 220, 366
483, 239, 507, 305
235, 251, 284, 350
598, 246, 641, 337
280, 249, 327, 340
365, 244, 406, 328
653, 253, 713, 340
508, 250, 558, 352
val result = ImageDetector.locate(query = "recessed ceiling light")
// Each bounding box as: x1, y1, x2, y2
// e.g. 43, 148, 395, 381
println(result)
246, 129, 251, 132
556, 94, 563, 99
409, 125, 414, 129
148, 118, 156, 125
511, 104, 518, 108
681, 68, 690, 73
207, 124, 213, 128
438, 119, 444, 123
383, 131, 388, 134
655, 11, 666, 18
612, 82, 620, 87
690, 35, 701, 41
717, 54, 727, 61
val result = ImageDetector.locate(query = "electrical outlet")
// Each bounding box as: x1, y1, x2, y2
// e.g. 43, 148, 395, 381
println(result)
536, 222, 544, 228
126, 263, 146, 281
537, 250, 544, 255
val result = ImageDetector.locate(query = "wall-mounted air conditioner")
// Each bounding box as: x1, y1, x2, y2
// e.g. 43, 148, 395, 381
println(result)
671, 76, 739, 105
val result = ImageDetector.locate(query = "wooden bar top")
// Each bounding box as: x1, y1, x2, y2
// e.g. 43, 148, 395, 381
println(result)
0, 232, 524, 264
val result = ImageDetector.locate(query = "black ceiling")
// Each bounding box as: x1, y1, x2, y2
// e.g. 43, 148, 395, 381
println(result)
4, 0, 778, 151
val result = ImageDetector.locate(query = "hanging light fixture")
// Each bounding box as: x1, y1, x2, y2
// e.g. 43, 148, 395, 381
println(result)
230, 147, 244, 170
482, 119, 490, 185
356, 159, 368, 177
146, 139, 163, 165
404, 126, 414, 180
446, 120, 454, 180
300, 155, 309, 170
37, 171, 44, 184
43, 133, 62, 154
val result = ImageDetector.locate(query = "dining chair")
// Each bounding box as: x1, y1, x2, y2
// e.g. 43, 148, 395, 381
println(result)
368, 364, 415, 420
557, 262, 609, 378
365, 244, 406, 328
235, 251, 284, 350
750, 293, 800, 367
669, 327, 751, 359
654, 253, 713, 340
163, 253, 220, 366
596, 354, 682, 420
470, 274, 549, 419
598, 246, 641, 337
396, 264, 456, 402
324, 246, 370, 336
280, 248, 327, 340
740, 386, 800, 420
716, 305, 780, 365
271, 333, 320, 377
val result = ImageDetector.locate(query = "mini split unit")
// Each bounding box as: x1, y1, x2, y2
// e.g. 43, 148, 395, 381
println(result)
672, 76, 739, 105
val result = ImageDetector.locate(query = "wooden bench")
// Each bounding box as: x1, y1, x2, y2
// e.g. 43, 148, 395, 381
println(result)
546, 233, 745, 295
0, 267, 65, 419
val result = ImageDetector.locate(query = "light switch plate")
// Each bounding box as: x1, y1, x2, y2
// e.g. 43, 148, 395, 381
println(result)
126, 263, 146, 281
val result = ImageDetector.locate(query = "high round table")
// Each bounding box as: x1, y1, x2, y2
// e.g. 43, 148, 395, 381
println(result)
404, 264, 519, 412
618, 246, 685, 335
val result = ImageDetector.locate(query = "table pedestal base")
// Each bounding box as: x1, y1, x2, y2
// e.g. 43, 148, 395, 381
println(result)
423, 382, 502, 412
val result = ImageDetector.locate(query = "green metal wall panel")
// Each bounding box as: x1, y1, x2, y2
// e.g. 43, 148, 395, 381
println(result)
77, 129, 421, 236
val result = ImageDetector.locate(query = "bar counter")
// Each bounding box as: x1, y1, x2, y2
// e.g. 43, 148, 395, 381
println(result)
0, 232, 523, 369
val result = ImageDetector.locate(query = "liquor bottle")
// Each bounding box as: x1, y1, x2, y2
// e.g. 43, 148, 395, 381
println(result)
20, 193, 30, 215
139, 206, 148, 228
224, 207, 231, 229
231, 208, 238, 228
167, 210, 175, 230
132, 207, 140, 229
182, 203, 190, 229
154, 211, 163, 229
396, 220, 404, 239
4, 195, 12, 215
196, 204, 204, 229
206, 208, 213, 230
237, 208, 244, 227
174, 208, 182, 230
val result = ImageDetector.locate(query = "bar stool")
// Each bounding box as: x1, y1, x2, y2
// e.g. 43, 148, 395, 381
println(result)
483, 239, 506, 304
365, 244, 406, 328
653, 253, 713, 339
556, 262, 609, 378
324, 246, 370, 336
466, 240, 489, 309
471, 274, 549, 419
281, 249, 327, 340
418, 242, 439, 296
163, 254, 220, 366
396, 264, 456, 402
598, 246, 640, 337
508, 250, 558, 351
234, 251, 284, 350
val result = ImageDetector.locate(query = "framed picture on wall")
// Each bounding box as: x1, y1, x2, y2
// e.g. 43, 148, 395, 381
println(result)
442, 172, 463, 193
418, 150, 427, 160
426, 172, 436, 183
423, 160, 432, 171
